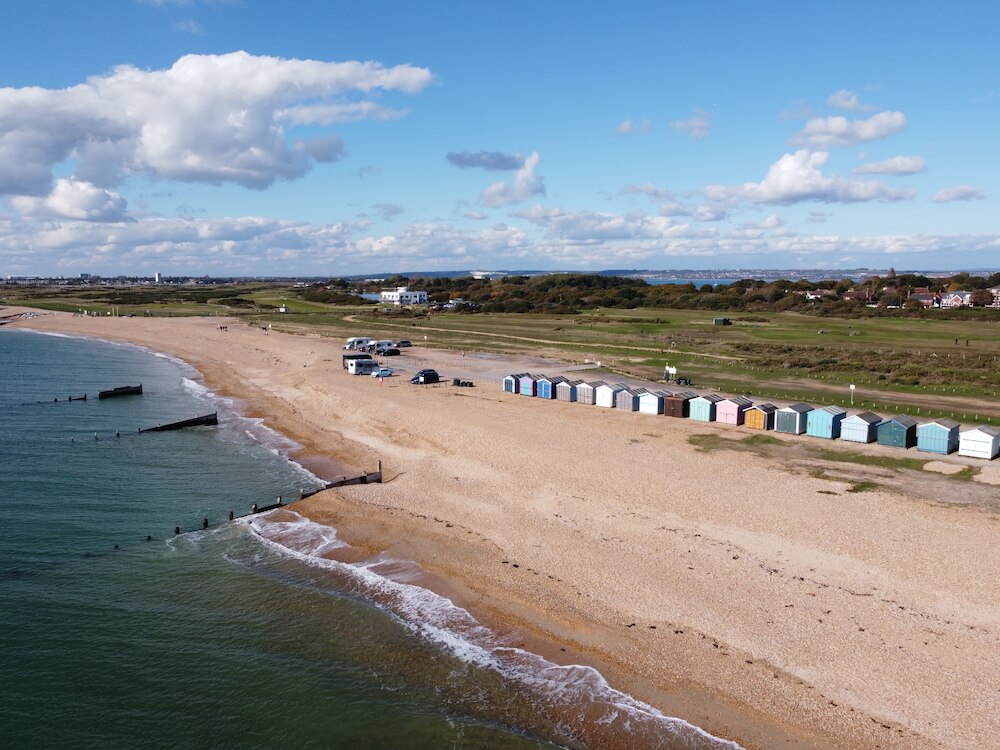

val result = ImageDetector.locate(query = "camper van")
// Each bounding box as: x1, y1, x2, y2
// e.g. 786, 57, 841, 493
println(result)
348, 358, 379, 375
369, 339, 395, 353
344, 337, 372, 350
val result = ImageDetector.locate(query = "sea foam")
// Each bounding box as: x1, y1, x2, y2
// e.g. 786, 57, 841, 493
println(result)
246, 511, 744, 750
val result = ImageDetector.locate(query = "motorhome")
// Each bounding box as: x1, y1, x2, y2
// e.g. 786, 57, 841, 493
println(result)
344, 337, 372, 350
348, 358, 379, 375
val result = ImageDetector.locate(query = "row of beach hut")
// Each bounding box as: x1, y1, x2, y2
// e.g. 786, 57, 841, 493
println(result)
501, 373, 1000, 460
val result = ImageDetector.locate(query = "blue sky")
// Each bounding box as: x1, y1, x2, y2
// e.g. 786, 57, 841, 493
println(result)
1, 1, 998, 276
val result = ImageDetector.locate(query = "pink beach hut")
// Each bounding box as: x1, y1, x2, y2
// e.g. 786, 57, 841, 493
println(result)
716, 396, 753, 425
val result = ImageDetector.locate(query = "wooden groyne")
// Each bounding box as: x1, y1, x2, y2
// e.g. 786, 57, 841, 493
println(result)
139, 412, 218, 432
164, 461, 383, 539
98, 384, 143, 399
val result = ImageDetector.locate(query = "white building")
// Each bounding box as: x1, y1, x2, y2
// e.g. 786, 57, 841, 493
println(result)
380, 286, 428, 306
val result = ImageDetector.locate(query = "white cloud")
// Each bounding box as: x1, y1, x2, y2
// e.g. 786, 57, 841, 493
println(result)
277, 101, 408, 125
172, 19, 203, 34
930, 185, 986, 203
670, 108, 711, 138
827, 89, 874, 112
0, 51, 433, 195
615, 118, 651, 134
791, 111, 905, 148
463, 211, 487, 220
853, 155, 926, 175
11, 178, 129, 222
703, 149, 915, 206
480, 151, 545, 207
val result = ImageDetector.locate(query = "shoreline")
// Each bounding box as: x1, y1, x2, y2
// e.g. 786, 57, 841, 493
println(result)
7, 308, 999, 750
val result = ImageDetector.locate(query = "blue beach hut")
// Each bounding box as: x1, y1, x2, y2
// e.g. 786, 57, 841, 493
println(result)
519, 374, 538, 397
916, 419, 960, 454
806, 406, 847, 439
556, 379, 581, 402
878, 415, 918, 449
841, 412, 881, 443
689, 394, 723, 422
775, 403, 813, 434
536, 375, 566, 400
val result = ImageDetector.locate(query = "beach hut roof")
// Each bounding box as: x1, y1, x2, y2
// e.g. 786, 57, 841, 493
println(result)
750, 403, 777, 414
642, 389, 670, 399
562, 379, 584, 386
847, 411, 882, 425
668, 390, 697, 400
693, 393, 724, 403
817, 405, 847, 416
596, 382, 623, 391
582, 380, 606, 388
927, 418, 960, 429
780, 402, 813, 413
549, 375, 568, 385
883, 415, 917, 428
721, 396, 753, 407
964, 426, 1000, 437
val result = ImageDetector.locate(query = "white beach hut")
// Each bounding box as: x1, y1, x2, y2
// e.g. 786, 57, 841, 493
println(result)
638, 390, 669, 415
595, 382, 626, 408
958, 426, 1000, 460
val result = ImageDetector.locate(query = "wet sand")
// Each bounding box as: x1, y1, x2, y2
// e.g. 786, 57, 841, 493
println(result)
10, 308, 1000, 750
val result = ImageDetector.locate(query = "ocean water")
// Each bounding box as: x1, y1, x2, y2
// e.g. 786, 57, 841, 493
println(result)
0, 328, 740, 750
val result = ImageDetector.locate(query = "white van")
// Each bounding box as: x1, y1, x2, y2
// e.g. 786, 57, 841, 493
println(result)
370, 339, 394, 352
345, 337, 372, 350
348, 358, 379, 375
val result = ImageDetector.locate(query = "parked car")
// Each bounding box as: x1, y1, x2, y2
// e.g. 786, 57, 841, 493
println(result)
371, 367, 394, 378
380, 348, 401, 356
410, 368, 439, 384
394, 340, 412, 347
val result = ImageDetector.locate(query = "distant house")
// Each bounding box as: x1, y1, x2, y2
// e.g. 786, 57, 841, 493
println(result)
940, 291, 973, 308
990, 287, 1000, 308
379, 286, 428, 306
907, 292, 941, 308
843, 289, 875, 303
804, 289, 836, 301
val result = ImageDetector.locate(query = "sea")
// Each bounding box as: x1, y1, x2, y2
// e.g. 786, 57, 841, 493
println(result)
0, 328, 740, 750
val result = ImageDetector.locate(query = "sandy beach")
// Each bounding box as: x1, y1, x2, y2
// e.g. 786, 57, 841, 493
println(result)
8, 308, 1000, 750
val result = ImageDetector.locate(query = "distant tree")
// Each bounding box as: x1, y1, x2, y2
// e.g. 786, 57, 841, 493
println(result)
970, 289, 994, 307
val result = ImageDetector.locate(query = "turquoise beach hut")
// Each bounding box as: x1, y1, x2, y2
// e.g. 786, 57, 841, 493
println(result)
916, 419, 960, 454
536, 375, 566, 400
806, 406, 847, 439
878, 415, 918, 449
841, 412, 881, 443
518, 374, 538, 397
689, 394, 723, 422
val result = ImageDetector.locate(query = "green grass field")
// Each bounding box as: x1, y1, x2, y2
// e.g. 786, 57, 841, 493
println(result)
5, 283, 999, 420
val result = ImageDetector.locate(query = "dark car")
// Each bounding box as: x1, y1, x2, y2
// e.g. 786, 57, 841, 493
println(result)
380, 348, 401, 356
410, 368, 439, 384
394, 340, 412, 347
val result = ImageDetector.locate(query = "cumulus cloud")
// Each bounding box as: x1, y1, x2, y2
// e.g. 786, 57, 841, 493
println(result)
703, 150, 914, 206
513, 204, 706, 243
930, 185, 986, 203
670, 108, 711, 138
10, 178, 130, 222
615, 118, 651, 135
853, 155, 926, 175
278, 102, 408, 125
0, 51, 432, 195
791, 111, 905, 148
480, 151, 545, 207
445, 150, 523, 170
827, 89, 874, 112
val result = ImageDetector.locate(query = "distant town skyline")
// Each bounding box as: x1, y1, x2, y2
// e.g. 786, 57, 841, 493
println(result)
1, 2, 998, 276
